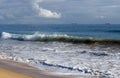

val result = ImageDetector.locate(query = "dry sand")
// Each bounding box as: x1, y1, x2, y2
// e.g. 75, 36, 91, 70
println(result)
0, 60, 99, 78
0, 68, 32, 78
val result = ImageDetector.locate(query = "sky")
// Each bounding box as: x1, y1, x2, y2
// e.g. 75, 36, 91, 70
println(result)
0, 0, 120, 24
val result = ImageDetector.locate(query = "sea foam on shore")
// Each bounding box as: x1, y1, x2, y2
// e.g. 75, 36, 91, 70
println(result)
0, 39, 120, 78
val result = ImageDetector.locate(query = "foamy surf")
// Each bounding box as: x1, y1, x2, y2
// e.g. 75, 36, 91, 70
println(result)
1, 32, 69, 41
1, 32, 12, 39
0, 24, 120, 78
0, 40, 120, 78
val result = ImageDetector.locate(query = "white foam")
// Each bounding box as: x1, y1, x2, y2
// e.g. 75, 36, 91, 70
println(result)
1, 32, 12, 39
1, 32, 69, 40
0, 40, 120, 78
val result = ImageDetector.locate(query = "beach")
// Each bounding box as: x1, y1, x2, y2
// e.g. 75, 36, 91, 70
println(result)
0, 68, 31, 78
0, 60, 69, 78
0, 60, 99, 78
0, 40, 120, 78
0, 0, 120, 77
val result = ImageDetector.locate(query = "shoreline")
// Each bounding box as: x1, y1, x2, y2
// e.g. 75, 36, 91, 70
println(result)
0, 59, 99, 78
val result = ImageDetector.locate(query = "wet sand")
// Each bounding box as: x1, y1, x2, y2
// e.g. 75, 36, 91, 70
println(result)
0, 60, 99, 78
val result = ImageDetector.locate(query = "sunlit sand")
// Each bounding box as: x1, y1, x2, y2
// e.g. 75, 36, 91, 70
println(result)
0, 60, 99, 78
0, 68, 32, 78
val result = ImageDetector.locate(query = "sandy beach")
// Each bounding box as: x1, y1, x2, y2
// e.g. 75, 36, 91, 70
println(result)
0, 60, 69, 78
0, 68, 32, 78
0, 60, 99, 78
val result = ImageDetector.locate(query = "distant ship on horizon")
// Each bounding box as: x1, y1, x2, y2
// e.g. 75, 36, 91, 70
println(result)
105, 23, 111, 25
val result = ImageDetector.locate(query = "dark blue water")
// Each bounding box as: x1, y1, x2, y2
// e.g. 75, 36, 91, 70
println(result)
0, 24, 120, 39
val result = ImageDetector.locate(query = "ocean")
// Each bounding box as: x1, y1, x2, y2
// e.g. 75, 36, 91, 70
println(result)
0, 24, 120, 39
0, 24, 120, 78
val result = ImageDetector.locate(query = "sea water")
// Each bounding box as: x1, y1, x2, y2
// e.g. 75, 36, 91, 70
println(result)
0, 24, 120, 78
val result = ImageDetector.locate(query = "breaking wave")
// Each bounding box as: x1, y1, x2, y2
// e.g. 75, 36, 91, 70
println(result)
1, 32, 120, 44
1, 32, 69, 40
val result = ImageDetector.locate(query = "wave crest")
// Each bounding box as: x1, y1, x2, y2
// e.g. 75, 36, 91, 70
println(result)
1, 32, 120, 44
1, 32, 69, 41
1, 32, 12, 39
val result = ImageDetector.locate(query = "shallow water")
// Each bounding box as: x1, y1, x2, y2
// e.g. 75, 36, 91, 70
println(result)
0, 40, 120, 78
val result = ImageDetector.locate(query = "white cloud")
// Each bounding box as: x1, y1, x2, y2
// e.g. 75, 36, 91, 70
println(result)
32, 0, 61, 18
39, 8, 61, 18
